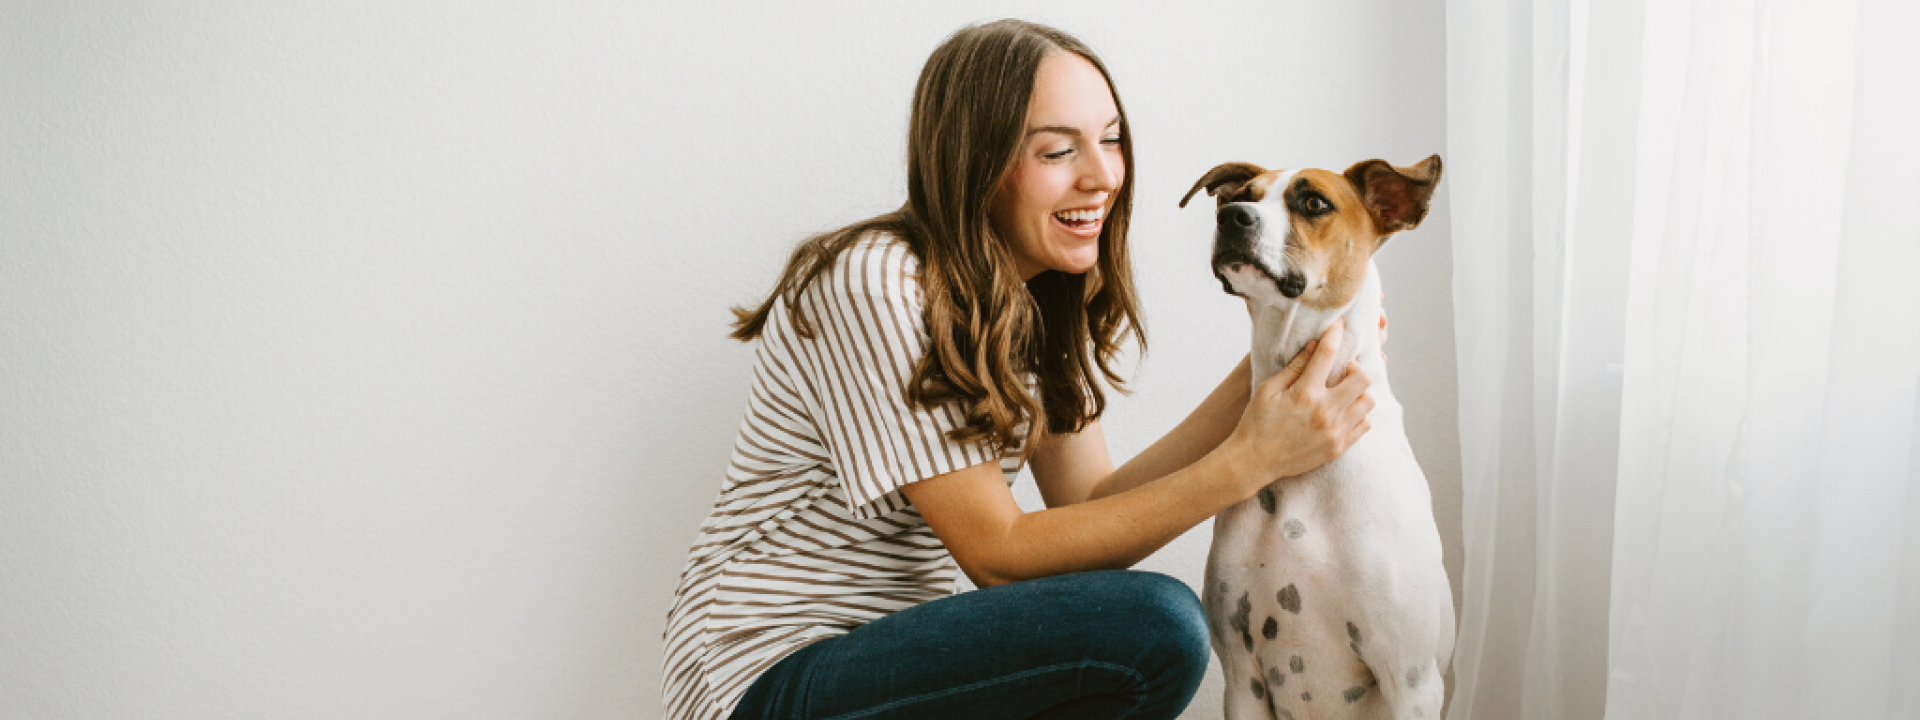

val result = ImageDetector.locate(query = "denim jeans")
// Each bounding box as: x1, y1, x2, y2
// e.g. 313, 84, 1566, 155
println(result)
728, 570, 1210, 720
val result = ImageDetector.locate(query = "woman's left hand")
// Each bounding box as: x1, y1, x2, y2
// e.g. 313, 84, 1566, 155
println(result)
1379, 289, 1389, 359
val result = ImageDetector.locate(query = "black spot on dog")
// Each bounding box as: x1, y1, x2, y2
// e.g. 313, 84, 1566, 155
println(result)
1278, 584, 1301, 613
1406, 667, 1422, 688
1267, 667, 1285, 688
1345, 685, 1368, 702
1282, 518, 1306, 539
1301, 691, 1312, 702
1290, 655, 1304, 673
1251, 677, 1266, 700
1231, 592, 1253, 651
1262, 617, 1278, 640
1257, 487, 1277, 513
1347, 621, 1361, 642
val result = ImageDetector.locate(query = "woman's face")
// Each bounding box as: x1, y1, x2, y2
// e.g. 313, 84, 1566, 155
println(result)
994, 51, 1125, 281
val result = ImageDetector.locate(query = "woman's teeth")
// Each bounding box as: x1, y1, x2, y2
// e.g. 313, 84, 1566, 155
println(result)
1054, 208, 1103, 225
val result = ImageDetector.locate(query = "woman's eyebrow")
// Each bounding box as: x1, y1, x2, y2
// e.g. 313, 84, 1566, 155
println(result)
1025, 116, 1123, 139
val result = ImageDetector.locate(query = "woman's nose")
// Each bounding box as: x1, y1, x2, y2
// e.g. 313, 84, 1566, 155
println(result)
1078, 147, 1122, 192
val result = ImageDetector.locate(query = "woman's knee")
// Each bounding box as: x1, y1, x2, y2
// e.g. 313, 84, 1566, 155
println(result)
1079, 571, 1211, 680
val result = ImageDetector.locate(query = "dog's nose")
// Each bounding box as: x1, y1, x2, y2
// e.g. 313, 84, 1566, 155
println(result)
1218, 205, 1259, 231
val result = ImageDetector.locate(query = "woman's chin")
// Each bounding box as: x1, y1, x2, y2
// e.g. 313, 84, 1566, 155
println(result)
1054, 253, 1100, 276
1071, 244, 1104, 272
1017, 237, 1101, 277
1043, 238, 1101, 274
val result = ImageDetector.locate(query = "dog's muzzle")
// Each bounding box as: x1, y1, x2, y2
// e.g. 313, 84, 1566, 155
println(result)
1212, 204, 1307, 298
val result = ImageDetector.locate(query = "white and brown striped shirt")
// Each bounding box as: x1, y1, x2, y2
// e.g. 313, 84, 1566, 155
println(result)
662, 234, 1025, 720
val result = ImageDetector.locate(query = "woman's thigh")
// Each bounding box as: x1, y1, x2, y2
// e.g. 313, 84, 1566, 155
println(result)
729, 570, 1210, 720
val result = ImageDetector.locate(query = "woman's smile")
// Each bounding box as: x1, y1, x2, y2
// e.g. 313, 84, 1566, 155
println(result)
1053, 205, 1106, 237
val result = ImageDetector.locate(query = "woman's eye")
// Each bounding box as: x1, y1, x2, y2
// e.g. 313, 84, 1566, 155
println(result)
1042, 147, 1073, 160
1101, 135, 1123, 146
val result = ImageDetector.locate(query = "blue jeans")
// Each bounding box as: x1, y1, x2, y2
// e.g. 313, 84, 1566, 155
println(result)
729, 570, 1210, 720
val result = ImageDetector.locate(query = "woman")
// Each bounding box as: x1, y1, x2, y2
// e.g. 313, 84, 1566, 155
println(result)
663, 19, 1375, 720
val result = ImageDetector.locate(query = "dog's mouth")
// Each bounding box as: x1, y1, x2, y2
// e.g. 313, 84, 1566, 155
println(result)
1213, 254, 1308, 299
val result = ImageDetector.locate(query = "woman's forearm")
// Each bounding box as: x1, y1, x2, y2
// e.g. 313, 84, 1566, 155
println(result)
1085, 354, 1251, 502
975, 443, 1257, 586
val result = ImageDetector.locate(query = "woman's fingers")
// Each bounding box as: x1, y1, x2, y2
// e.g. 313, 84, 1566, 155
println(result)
1229, 319, 1385, 483
1330, 361, 1374, 446
1295, 319, 1347, 389
1273, 339, 1319, 390
1343, 416, 1373, 449
1379, 290, 1390, 359
1329, 361, 1371, 406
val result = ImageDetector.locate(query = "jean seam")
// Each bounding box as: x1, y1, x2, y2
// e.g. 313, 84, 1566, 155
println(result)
815, 659, 1147, 720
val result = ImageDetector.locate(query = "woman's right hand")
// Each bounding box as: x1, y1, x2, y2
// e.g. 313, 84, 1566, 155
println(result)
1223, 319, 1375, 487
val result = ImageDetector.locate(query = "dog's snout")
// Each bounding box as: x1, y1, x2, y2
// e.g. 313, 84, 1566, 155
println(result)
1215, 205, 1262, 258
1219, 204, 1259, 230
1212, 202, 1291, 298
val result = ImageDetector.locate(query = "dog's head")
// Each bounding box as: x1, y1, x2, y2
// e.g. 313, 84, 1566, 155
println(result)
1180, 155, 1441, 310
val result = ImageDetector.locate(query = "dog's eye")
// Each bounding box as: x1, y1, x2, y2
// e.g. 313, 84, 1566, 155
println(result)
1302, 193, 1333, 216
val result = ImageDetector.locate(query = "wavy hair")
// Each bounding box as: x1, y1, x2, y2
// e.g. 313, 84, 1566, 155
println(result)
730, 19, 1144, 454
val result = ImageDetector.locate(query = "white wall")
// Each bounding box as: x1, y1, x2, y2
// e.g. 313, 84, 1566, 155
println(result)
0, 2, 1456, 718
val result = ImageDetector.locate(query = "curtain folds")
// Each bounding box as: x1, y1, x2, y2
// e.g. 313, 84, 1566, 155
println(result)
1444, 0, 1920, 718
1606, 1, 1920, 718
1444, 0, 1632, 718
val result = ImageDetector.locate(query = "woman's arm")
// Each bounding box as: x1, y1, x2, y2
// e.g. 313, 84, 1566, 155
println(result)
1026, 353, 1251, 508
901, 320, 1373, 588
1034, 300, 1389, 506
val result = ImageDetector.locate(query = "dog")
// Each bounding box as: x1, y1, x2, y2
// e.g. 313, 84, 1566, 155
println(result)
1182, 155, 1453, 720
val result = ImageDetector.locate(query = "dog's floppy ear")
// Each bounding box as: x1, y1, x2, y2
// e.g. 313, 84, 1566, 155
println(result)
1180, 162, 1267, 209
1344, 155, 1442, 234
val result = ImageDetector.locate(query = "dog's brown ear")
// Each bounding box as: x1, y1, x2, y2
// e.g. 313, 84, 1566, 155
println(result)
1180, 162, 1267, 209
1344, 154, 1442, 234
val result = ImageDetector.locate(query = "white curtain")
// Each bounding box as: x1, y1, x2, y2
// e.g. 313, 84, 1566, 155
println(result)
1445, 0, 1920, 718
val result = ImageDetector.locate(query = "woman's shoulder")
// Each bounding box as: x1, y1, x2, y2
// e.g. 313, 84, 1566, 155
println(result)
843, 230, 922, 271
818, 231, 926, 304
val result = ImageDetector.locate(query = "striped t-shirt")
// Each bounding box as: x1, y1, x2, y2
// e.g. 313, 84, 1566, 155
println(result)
662, 233, 1025, 720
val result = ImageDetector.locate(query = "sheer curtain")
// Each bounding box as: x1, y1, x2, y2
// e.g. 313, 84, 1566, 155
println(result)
1445, 0, 1920, 718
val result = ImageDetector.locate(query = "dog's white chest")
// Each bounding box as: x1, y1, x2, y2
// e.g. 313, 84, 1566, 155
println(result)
1202, 369, 1452, 720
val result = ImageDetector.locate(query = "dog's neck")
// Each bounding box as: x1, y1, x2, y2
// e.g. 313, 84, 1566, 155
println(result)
1246, 261, 1389, 394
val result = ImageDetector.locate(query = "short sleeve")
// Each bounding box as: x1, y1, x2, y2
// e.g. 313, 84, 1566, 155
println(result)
785, 237, 998, 519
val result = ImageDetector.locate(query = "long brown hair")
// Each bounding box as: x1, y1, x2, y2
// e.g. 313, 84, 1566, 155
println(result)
730, 19, 1144, 454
